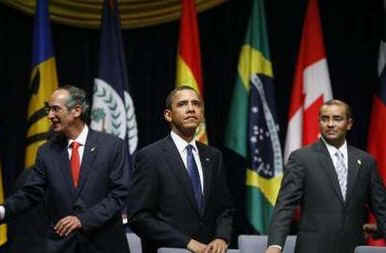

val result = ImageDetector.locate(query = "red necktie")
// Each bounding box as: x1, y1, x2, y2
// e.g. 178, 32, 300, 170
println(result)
70, 142, 80, 187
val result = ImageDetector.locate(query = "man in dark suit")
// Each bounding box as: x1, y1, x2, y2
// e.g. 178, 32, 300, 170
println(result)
128, 86, 233, 253
266, 99, 386, 253
1, 85, 130, 253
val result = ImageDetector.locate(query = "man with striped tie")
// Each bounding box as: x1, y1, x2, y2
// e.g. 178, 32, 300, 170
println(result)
266, 99, 386, 253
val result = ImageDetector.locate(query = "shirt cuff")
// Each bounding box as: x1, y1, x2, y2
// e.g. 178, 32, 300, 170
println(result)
0, 206, 5, 220
268, 245, 282, 250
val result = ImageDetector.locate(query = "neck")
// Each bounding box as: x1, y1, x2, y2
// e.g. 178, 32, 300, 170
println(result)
324, 137, 345, 149
64, 122, 85, 140
172, 128, 195, 143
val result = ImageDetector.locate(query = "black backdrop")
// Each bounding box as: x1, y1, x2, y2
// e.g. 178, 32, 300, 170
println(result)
0, 0, 383, 251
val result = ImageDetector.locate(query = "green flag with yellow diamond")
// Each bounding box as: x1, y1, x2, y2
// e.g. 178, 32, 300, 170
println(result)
225, 0, 283, 234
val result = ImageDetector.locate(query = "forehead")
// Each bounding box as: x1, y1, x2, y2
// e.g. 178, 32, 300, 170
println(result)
48, 89, 70, 105
172, 89, 201, 102
320, 104, 347, 116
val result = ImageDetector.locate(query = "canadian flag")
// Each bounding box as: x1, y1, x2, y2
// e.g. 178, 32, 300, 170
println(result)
284, 0, 333, 162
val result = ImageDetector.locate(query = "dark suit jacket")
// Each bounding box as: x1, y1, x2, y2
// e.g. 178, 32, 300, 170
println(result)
268, 140, 386, 253
127, 136, 233, 253
4, 129, 130, 253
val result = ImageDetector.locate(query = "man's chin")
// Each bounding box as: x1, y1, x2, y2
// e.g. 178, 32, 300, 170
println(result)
322, 135, 345, 146
51, 125, 62, 133
183, 123, 199, 130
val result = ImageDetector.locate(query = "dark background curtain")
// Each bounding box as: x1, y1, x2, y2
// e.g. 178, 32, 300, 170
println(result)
0, 0, 383, 251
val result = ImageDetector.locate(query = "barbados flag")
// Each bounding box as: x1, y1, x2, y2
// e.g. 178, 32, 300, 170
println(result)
25, 0, 58, 170
225, 0, 283, 234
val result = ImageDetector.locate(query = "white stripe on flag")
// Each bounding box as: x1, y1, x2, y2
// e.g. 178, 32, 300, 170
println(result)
303, 59, 332, 108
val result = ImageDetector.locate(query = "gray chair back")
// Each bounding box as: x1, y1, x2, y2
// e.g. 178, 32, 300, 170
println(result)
282, 236, 296, 253
238, 235, 296, 253
126, 233, 143, 253
157, 248, 190, 253
354, 246, 386, 253
238, 235, 267, 253
157, 248, 239, 253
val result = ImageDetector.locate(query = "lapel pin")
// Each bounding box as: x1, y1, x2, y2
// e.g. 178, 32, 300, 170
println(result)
357, 159, 361, 166
205, 158, 210, 162
90, 147, 96, 152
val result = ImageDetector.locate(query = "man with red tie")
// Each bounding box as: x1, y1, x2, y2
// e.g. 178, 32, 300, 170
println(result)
1, 85, 130, 253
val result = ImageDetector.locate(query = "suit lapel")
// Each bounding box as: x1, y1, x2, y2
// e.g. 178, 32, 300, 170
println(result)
161, 137, 201, 215
197, 142, 214, 214
76, 130, 98, 196
315, 140, 345, 204
345, 146, 360, 204
53, 139, 76, 195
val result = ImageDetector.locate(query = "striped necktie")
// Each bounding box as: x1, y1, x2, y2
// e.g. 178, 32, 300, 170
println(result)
334, 150, 347, 200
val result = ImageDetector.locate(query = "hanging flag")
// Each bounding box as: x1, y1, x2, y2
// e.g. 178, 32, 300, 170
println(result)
225, 0, 283, 234
25, 0, 59, 170
366, 34, 386, 247
283, 0, 332, 163
15, 0, 59, 249
176, 0, 207, 144
91, 0, 138, 156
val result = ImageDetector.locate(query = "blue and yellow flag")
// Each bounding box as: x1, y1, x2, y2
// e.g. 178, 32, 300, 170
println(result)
25, 0, 58, 169
225, 0, 283, 234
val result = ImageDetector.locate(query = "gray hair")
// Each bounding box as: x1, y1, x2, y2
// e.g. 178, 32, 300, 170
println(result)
59, 85, 90, 121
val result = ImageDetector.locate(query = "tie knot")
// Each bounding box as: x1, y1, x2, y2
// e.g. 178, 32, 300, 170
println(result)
71, 141, 80, 150
335, 150, 343, 159
186, 144, 194, 153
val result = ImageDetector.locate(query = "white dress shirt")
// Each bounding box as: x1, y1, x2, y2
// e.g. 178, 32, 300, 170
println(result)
321, 137, 348, 169
67, 125, 89, 164
170, 131, 204, 192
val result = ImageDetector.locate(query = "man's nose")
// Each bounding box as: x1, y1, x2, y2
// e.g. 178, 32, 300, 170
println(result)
327, 119, 335, 127
187, 103, 195, 111
47, 109, 55, 119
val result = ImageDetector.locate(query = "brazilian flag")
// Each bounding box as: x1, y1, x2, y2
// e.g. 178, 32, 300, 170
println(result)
225, 0, 283, 234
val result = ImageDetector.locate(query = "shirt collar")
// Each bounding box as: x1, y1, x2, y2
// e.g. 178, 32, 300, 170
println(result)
170, 131, 198, 153
68, 125, 89, 148
321, 137, 348, 159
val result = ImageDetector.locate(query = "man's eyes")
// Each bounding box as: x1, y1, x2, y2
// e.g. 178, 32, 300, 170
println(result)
176, 101, 201, 107
321, 117, 343, 121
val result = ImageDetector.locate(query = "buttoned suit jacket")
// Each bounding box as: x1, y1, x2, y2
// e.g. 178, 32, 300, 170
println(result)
4, 129, 130, 253
268, 140, 386, 253
127, 136, 233, 253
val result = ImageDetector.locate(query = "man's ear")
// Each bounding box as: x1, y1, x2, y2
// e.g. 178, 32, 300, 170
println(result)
164, 109, 172, 123
72, 105, 82, 118
347, 118, 353, 130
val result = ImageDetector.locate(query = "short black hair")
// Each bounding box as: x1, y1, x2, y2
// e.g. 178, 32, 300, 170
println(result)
320, 99, 352, 119
165, 85, 202, 109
